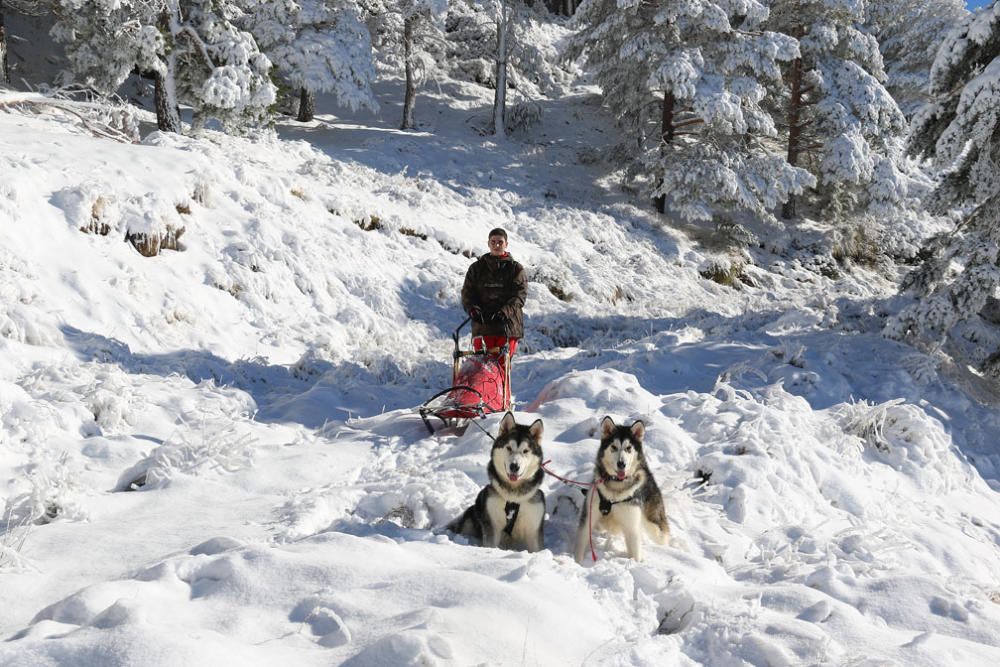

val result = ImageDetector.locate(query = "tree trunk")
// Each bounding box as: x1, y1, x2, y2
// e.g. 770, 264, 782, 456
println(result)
654, 91, 676, 214
154, 70, 182, 133
154, 10, 182, 133
782, 51, 804, 220
297, 87, 315, 122
285, 88, 300, 118
401, 15, 417, 130
492, 0, 509, 137
0, 8, 9, 86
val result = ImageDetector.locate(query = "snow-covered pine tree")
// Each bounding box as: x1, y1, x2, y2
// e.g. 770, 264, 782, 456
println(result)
52, 0, 276, 133
865, 0, 967, 118
885, 2, 1000, 379
568, 0, 814, 230
764, 0, 907, 222
240, 0, 377, 123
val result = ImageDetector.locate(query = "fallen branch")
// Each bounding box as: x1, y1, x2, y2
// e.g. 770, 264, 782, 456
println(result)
0, 97, 139, 143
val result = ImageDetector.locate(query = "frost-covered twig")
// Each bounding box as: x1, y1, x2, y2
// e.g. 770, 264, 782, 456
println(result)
0, 499, 33, 571
118, 420, 256, 490
837, 398, 906, 453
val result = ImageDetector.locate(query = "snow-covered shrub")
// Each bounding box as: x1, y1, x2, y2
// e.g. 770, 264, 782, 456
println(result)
832, 399, 970, 493
5, 453, 90, 527
82, 369, 142, 434
116, 422, 255, 491
528, 263, 574, 302
121, 192, 188, 257
505, 98, 541, 133
51, 182, 121, 236
0, 496, 33, 572
698, 256, 750, 290
830, 222, 882, 268
836, 398, 904, 454
0, 300, 62, 347
0, 252, 60, 346
191, 171, 217, 208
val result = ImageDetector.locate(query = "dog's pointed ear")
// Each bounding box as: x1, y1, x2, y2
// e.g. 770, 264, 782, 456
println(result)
529, 418, 543, 440
630, 420, 645, 442
600, 416, 616, 439
498, 412, 516, 435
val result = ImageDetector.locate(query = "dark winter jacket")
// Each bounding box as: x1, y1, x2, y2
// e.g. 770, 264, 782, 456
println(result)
461, 252, 527, 338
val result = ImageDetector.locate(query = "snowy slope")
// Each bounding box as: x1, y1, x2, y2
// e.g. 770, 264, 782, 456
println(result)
2, 78, 1000, 667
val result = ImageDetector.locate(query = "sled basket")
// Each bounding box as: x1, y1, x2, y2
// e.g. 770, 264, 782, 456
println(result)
418, 317, 513, 435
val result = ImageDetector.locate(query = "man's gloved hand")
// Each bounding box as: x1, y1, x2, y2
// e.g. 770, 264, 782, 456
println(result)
469, 306, 483, 323
489, 310, 507, 322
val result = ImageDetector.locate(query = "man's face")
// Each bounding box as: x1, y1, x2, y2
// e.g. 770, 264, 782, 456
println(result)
488, 235, 508, 256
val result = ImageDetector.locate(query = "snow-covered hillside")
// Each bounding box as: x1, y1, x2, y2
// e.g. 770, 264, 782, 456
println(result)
2, 78, 1000, 666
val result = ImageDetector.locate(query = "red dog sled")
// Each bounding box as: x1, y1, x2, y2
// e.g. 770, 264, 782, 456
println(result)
419, 317, 513, 434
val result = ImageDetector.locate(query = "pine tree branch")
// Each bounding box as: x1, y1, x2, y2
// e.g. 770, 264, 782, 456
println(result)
177, 24, 216, 70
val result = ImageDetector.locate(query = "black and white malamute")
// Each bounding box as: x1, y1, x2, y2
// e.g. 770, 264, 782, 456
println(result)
574, 416, 669, 563
448, 412, 545, 552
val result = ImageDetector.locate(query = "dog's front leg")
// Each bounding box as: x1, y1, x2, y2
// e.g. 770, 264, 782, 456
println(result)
480, 492, 506, 549
482, 523, 502, 549
528, 529, 543, 552
519, 503, 545, 553
623, 507, 644, 562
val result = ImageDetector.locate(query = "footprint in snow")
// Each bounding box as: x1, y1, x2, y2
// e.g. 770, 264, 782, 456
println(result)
291, 597, 352, 648
929, 596, 970, 622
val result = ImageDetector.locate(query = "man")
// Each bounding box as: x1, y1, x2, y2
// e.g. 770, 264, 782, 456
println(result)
461, 227, 527, 356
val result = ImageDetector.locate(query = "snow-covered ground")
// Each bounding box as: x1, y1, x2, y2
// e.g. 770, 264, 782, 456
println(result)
2, 75, 1000, 666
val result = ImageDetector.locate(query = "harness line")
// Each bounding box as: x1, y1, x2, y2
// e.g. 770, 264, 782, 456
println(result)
540, 460, 603, 562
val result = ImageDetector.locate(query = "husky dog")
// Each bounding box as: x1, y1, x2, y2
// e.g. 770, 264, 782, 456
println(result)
574, 417, 669, 563
448, 412, 546, 552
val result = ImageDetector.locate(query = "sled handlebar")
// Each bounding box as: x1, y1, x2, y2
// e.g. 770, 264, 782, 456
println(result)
454, 316, 472, 342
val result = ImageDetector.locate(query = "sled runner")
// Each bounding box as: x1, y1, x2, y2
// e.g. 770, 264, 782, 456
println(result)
419, 317, 513, 435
